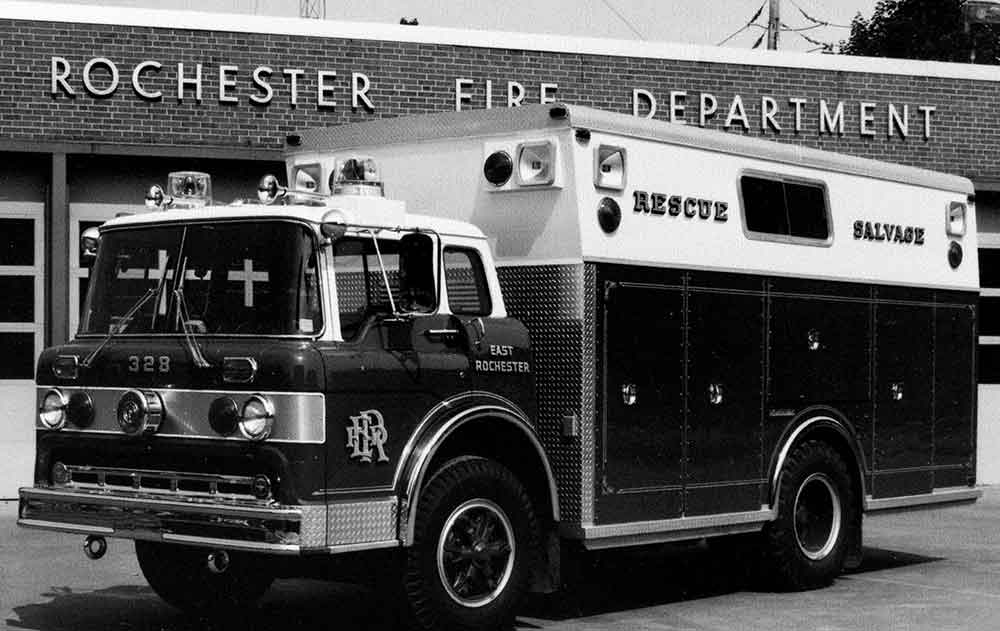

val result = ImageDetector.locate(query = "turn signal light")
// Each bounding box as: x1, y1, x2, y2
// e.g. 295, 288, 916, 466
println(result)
67, 391, 95, 428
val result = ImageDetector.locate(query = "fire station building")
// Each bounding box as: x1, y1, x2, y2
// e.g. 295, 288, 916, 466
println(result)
2, 0, 1000, 497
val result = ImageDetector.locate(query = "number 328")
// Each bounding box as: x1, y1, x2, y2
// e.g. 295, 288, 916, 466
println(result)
128, 355, 170, 373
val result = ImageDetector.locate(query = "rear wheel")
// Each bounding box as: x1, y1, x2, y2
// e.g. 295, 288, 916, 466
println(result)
135, 541, 273, 613
404, 457, 538, 631
764, 440, 856, 590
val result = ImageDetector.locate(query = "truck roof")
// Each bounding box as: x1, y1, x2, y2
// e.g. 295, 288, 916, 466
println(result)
101, 204, 488, 240
289, 103, 973, 196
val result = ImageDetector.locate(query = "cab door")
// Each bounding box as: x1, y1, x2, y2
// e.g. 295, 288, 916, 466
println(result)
598, 281, 684, 523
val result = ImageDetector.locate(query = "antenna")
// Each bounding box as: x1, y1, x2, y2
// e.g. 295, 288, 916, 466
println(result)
299, 0, 325, 19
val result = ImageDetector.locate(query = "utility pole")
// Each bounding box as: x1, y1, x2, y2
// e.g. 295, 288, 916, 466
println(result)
299, 0, 325, 19
767, 0, 781, 50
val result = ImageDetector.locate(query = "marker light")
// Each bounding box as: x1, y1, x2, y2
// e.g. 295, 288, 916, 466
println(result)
595, 146, 626, 190
39, 389, 68, 430
330, 157, 384, 196
597, 197, 622, 234
947, 201, 967, 237
239, 394, 274, 441
483, 151, 513, 187
52, 355, 79, 380
258, 174, 283, 204
167, 171, 213, 207
144, 185, 166, 209
516, 140, 557, 186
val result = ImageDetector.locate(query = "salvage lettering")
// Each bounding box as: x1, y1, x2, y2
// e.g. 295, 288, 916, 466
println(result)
852, 220, 924, 246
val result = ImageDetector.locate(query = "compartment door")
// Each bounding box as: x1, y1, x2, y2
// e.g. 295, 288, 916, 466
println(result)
598, 282, 684, 523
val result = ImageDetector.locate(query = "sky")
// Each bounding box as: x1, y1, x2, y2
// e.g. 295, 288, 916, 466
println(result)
29, 0, 881, 53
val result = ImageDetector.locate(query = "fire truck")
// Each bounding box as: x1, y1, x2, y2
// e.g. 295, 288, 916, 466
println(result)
19, 104, 980, 630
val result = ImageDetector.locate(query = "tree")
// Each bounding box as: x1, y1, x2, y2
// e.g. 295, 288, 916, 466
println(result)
841, 0, 1000, 64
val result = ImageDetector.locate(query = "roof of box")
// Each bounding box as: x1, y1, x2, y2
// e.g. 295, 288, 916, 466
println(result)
290, 103, 974, 196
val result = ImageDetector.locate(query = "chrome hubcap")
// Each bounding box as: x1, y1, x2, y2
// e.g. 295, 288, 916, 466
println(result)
437, 499, 515, 608
793, 472, 842, 561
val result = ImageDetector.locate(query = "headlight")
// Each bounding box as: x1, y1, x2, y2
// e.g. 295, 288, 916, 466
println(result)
39, 389, 68, 430
239, 394, 274, 441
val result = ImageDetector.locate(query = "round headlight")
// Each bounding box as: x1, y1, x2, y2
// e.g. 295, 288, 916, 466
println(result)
209, 397, 239, 436
483, 151, 513, 187
67, 391, 95, 428
117, 390, 163, 436
239, 394, 274, 441
39, 389, 68, 430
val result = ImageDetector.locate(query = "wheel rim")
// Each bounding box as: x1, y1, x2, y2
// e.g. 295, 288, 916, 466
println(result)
793, 472, 842, 561
436, 498, 516, 608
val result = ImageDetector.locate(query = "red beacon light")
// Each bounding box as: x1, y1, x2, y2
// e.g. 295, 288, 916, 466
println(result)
144, 171, 213, 210
330, 157, 384, 197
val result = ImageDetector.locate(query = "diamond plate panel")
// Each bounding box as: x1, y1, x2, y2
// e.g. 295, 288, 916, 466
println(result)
497, 263, 586, 524
300, 504, 327, 548
326, 497, 398, 546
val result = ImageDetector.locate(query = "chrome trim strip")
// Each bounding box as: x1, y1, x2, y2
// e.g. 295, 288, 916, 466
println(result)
399, 401, 560, 545
37, 386, 325, 444
20, 487, 300, 520
161, 533, 302, 555
565, 508, 775, 550
326, 540, 401, 554
864, 487, 981, 512
18, 519, 115, 535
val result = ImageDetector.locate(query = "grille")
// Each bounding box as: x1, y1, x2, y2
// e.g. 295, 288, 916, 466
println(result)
58, 465, 269, 502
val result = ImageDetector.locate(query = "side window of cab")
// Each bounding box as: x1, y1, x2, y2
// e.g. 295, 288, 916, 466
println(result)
443, 248, 492, 316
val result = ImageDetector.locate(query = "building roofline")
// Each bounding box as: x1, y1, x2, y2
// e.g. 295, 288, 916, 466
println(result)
4, 0, 1000, 83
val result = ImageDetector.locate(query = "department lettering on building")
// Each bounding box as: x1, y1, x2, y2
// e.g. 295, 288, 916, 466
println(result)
50, 56, 936, 139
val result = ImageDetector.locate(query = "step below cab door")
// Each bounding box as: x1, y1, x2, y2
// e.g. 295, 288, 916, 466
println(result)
598, 281, 684, 523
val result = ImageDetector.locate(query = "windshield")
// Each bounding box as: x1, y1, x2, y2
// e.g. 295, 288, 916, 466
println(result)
80, 221, 322, 336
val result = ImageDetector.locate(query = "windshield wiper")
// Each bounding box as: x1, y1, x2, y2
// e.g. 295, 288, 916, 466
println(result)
81, 287, 159, 368
174, 287, 211, 368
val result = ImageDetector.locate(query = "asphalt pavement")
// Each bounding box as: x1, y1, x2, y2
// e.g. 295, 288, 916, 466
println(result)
2, 488, 999, 630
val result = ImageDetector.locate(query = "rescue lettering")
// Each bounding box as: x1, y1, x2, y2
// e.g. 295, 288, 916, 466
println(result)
634, 190, 728, 222
852, 220, 925, 246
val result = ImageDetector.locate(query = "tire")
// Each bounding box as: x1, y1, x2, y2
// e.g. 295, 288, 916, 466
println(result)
764, 440, 856, 591
135, 541, 274, 613
404, 457, 538, 631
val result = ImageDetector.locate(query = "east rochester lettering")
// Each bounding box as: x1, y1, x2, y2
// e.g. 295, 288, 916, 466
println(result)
633, 190, 728, 222
852, 220, 925, 246
474, 359, 531, 373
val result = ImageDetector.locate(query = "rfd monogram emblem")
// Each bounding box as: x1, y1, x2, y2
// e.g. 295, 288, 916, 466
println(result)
346, 409, 389, 464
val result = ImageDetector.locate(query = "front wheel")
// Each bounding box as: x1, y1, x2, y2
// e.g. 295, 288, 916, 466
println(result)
404, 457, 538, 631
135, 541, 274, 613
764, 440, 857, 590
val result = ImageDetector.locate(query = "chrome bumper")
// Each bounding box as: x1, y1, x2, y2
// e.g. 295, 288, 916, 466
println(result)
18, 487, 400, 555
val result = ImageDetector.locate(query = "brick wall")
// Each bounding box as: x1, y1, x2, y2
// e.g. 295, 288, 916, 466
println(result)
2, 18, 999, 180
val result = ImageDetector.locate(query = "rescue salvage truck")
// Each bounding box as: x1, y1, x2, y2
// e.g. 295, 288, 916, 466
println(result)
19, 104, 981, 630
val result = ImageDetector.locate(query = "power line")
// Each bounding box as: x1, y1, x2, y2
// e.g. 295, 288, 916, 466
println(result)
598, 0, 646, 40
717, 2, 766, 46
789, 0, 851, 29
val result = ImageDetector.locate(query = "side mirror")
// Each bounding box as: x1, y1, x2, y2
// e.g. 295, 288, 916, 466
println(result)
81, 226, 101, 267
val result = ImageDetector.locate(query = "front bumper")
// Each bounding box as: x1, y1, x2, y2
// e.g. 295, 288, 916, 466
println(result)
19, 487, 399, 555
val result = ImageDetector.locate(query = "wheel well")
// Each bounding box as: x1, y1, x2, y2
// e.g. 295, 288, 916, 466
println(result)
780, 424, 865, 509
424, 417, 556, 525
